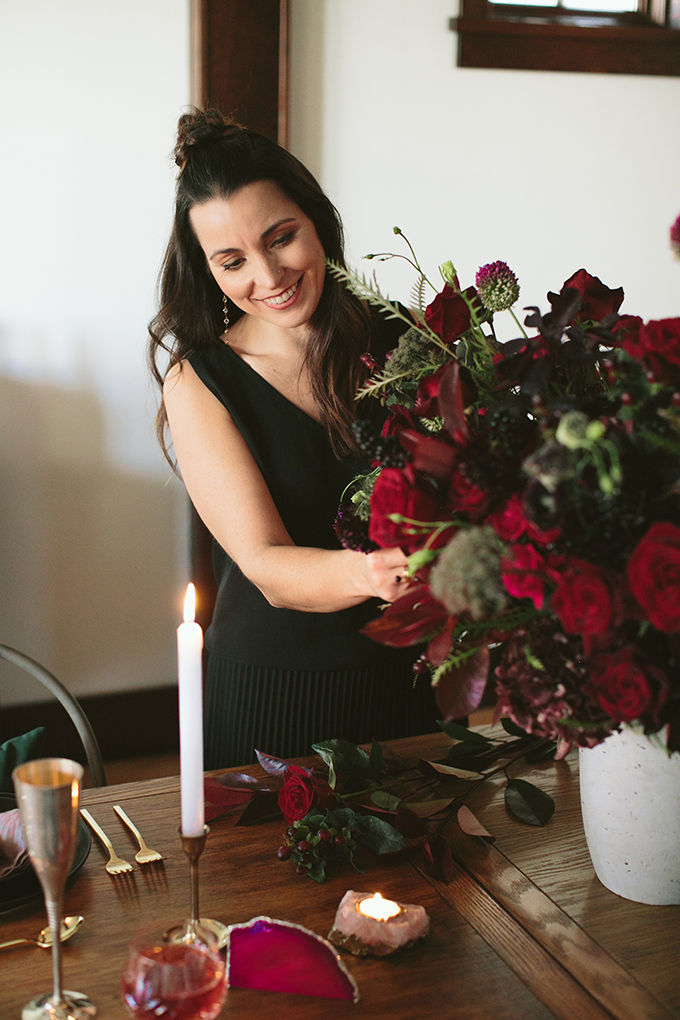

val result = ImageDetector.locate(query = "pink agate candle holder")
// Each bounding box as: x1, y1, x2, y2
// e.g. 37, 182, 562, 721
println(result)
328, 890, 430, 957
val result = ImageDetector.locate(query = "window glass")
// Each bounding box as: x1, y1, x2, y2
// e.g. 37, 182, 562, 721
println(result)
493, 0, 637, 7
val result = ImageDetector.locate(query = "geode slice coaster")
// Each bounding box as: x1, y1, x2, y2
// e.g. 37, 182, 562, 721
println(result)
328, 890, 430, 957
226, 915, 359, 1002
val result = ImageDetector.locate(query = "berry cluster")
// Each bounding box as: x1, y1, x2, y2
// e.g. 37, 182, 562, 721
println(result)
276, 817, 356, 880
352, 420, 409, 468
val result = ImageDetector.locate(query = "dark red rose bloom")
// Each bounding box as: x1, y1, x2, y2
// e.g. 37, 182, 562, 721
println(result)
588, 646, 668, 723
369, 464, 439, 552
627, 522, 680, 633
640, 318, 680, 366
561, 269, 624, 323
486, 494, 527, 542
424, 284, 476, 344
611, 315, 644, 359
277, 765, 316, 825
447, 465, 488, 517
501, 543, 547, 610
550, 559, 618, 635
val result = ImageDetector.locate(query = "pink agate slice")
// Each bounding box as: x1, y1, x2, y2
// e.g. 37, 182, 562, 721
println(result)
226, 916, 359, 1002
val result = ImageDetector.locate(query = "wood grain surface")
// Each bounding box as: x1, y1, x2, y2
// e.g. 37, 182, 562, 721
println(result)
0, 729, 677, 1019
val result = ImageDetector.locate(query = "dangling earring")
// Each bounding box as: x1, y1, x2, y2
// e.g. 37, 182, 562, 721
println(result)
222, 295, 230, 342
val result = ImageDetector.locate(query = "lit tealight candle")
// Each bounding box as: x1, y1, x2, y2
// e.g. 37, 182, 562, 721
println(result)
357, 892, 401, 921
328, 890, 429, 957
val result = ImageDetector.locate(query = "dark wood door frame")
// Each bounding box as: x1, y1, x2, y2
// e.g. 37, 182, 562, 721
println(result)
188, 0, 289, 630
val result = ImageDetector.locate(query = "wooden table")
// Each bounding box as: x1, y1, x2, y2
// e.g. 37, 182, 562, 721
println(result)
1, 731, 678, 1019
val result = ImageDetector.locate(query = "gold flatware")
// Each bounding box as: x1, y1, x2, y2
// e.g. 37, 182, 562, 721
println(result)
80, 808, 134, 875
0, 915, 84, 952
113, 805, 165, 864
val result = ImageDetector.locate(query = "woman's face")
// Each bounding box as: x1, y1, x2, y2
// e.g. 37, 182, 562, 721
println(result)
189, 180, 326, 331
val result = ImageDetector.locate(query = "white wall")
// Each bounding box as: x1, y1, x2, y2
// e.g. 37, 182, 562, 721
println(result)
0, 1, 190, 705
289, 0, 680, 342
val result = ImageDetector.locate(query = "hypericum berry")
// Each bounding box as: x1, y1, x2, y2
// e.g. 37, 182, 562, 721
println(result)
673, 392, 680, 407
296, 840, 311, 853
620, 393, 633, 406
277, 845, 292, 861
317, 828, 332, 843
360, 353, 378, 372
285, 826, 296, 839
334, 835, 346, 847
298, 852, 312, 864
412, 653, 429, 675
295, 864, 308, 875
646, 371, 657, 383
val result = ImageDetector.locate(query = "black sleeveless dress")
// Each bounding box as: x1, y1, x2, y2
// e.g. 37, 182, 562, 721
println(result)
188, 325, 437, 768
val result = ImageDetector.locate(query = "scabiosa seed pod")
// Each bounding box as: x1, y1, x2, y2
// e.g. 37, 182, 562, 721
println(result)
475, 261, 520, 312
671, 214, 680, 261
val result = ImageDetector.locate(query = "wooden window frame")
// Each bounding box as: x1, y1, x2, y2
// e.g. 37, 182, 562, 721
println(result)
451, 0, 680, 74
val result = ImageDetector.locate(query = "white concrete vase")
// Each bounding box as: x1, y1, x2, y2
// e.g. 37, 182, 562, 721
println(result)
579, 726, 680, 905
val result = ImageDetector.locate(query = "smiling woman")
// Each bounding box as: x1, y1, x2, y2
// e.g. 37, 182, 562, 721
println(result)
148, 109, 438, 768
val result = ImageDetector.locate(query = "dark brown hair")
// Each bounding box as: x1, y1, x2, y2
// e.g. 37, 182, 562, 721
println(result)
148, 108, 374, 464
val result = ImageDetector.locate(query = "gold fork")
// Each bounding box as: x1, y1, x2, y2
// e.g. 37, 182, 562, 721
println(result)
80, 809, 134, 875
113, 805, 165, 864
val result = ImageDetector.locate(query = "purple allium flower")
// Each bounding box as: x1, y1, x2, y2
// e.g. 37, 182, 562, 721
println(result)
475, 261, 520, 312
671, 214, 680, 260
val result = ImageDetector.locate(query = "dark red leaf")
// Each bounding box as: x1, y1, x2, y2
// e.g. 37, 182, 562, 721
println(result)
435, 646, 490, 721
361, 585, 449, 647
439, 361, 471, 446
422, 840, 434, 865
427, 615, 456, 666
395, 805, 428, 837
255, 750, 311, 777
398, 429, 457, 482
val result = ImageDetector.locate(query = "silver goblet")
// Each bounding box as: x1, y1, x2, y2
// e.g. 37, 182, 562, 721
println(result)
13, 757, 96, 1020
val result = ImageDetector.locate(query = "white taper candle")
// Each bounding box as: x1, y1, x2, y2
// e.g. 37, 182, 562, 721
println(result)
177, 583, 205, 837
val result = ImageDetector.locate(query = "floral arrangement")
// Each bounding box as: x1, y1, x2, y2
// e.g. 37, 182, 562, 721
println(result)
330, 224, 680, 755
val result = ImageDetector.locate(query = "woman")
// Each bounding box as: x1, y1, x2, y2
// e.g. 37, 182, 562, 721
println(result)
149, 109, 437, 767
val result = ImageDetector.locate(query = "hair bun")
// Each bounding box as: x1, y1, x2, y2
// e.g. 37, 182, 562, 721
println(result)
174, 108, 245, 169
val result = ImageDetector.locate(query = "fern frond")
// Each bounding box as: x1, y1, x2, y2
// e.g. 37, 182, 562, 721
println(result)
356, 367, 415, 400
409, 275, 427, 319
326, 259, 446, 351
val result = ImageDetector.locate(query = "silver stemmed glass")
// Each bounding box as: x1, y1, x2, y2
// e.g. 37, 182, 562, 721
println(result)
13, 758, 96, 1020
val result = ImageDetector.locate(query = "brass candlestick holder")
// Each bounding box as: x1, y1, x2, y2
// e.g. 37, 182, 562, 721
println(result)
167, 826, 229, 950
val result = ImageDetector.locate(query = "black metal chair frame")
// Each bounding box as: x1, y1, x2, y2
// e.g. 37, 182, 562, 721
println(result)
0, 644, 107, 787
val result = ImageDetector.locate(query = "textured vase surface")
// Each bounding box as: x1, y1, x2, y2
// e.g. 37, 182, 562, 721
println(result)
579, 726, 680, 905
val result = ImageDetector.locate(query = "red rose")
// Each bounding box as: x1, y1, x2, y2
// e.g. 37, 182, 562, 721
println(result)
611, 315, 644, 359
424, 285, 475, 344
550, 559, 616, 634
369, 464, 439, 552
588, 647, 667, 723
627, 522, 680, 633
561, 269, 624, 323
447, 465, 488, 517
277, 765, 316, 825
487, 494, 527, 542
501, 543, 547, 610
641, 318, 680, 366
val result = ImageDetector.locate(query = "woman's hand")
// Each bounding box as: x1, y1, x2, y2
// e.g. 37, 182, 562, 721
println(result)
361, 547, 413, 602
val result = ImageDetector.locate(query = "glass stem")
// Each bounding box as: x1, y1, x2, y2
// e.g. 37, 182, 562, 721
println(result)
46, 897, 64, 1005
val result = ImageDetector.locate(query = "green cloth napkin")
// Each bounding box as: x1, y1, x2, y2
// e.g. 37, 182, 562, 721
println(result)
0, 727, 47, 795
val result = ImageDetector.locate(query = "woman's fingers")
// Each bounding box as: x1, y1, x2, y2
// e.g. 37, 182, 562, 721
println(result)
363, 548, 412, 601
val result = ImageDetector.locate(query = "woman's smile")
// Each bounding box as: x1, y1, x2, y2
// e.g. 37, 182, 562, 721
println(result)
259, 275, 303, 309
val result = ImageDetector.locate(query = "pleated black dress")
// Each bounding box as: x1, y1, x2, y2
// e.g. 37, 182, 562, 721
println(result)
188, 327, 438, 768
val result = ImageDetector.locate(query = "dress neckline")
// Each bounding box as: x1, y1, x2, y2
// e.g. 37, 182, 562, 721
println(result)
217, 339, 326, 431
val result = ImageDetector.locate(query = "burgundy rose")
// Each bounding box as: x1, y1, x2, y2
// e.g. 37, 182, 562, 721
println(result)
424, 284, 475, 344
588, 647, 667, 723
501, 542, 547, 610
277, 765, 316, 825
627, 521, 680, 633
561, 269, 624, 323
641, 318, 680, 367
486, 494, 527, 542
611, 315, 644, 359
550, 559, 617, 635
369, 464, 439, 552
447, 465, 488, 518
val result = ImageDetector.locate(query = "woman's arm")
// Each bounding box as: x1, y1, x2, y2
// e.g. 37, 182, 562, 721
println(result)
164, 361, 409, 613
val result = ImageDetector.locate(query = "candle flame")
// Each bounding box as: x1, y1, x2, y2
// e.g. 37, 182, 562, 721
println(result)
183, 583, 196, 623
358, 892, 400, 921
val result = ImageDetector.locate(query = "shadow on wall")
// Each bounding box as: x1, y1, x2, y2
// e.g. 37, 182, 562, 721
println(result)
0, 374, 182, 707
